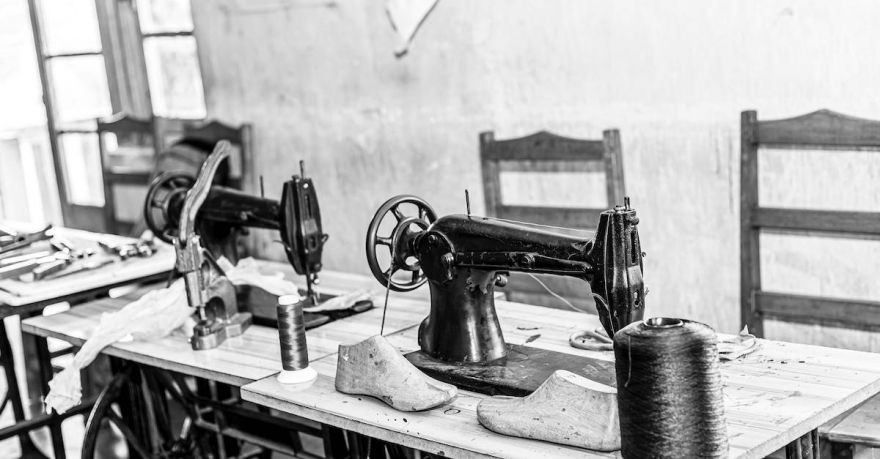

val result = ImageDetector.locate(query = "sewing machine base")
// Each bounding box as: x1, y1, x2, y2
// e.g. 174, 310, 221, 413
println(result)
190, 312, 253, 350
405, 344, 617, 397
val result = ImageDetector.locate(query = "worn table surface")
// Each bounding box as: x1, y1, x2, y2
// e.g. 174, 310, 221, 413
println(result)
21, 264, 428, 387
22, 265, 880, 458
0, 225, 175, 309
242, 299, 880, 459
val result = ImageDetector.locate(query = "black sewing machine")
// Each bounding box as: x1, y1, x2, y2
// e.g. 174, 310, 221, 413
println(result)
144, 140, 328, 349
365, 195, 645, 396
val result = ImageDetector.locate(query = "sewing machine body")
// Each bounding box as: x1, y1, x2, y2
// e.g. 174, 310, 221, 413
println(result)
366, 195, 645, 395
148, 141, 327, 349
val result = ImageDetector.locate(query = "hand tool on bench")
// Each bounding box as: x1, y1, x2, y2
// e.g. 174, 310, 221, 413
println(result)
0, 239, 95, 281
98, 234, 157, 260
0, 225, 53, 255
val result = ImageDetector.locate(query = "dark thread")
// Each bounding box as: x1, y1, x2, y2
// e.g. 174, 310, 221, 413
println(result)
277, 299, 310, 370
613, 318, 728, 458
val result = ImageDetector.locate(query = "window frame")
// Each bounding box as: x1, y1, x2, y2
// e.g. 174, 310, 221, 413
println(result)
26, 0, 206, 231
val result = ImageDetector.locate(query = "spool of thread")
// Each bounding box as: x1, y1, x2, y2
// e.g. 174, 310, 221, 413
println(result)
613, 317, 728, 458
276, 294, 317, 384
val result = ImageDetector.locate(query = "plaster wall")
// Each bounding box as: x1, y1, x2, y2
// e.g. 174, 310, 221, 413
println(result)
189, 0, 880, 347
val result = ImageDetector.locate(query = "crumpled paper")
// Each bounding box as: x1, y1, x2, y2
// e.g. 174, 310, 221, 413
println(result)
44, 257, 302, 415
718, 326, 759, 361
385, 0, 439, 56
216, 257, 300, 297
304, 289, 372, 312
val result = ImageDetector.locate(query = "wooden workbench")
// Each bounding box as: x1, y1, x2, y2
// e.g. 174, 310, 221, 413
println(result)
0, 226, 175, 315
241, 301, 880, 459
21, 266, 428, 387
22, 269, 880, 458
0, 224, 175, 459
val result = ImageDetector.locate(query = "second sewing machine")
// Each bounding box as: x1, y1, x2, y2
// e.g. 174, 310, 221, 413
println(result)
365, 194, 646, 395
144, 140, 338, 350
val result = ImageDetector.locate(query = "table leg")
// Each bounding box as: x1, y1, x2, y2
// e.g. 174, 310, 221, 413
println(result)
22, 323, 43, 418
33, 335, 64, 459
321, 425, 349, 459
0, 320, 44, 457
785, 428, 819, 459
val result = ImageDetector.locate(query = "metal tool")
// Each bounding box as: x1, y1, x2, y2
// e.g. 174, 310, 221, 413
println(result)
365, 194, 646, 396
0, 225, 53, 255
0, 238, 94, 281
98, 235, 157, 260
152, 141, 328, 350
39, 257, 115, 280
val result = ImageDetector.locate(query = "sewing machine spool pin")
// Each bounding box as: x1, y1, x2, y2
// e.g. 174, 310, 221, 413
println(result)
365, 195, 645, 395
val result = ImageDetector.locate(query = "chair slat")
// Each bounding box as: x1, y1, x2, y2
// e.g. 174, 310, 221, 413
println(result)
755, 291, 880, 330
750, 208, 880, 236
757, 109, 880, 148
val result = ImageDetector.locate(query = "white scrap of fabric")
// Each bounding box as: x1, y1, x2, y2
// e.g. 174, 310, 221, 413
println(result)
218, 257, 300, 297
45, 279, 189, 415
304, 289, 372, 312
385, 0, 439, 56
44, 257, 300, 415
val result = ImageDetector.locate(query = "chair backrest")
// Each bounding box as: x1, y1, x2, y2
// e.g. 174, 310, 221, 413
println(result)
740, 109, 880, 337
479, 130, 625, 230
182, 120, 254, 191
96, 113, 160, 235
478, 129, 626, 311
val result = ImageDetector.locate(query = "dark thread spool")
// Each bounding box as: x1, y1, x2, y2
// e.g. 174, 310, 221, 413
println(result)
277, 295, 310, 371
614, 317, 728, 458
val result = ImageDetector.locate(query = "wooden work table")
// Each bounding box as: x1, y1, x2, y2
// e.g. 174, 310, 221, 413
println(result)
21, 265, 427, 387
242, 301, 880, 459
0, 226, 175, 322
21, 267, 880, 459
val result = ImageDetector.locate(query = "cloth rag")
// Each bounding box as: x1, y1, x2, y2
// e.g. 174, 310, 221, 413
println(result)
44, 257, 302, 414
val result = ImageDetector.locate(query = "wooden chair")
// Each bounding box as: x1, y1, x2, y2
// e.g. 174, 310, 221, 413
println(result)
479, 129, 626, 311
97, 114, 160, 235
182, 120, 254, 191
740, 109, 880, 454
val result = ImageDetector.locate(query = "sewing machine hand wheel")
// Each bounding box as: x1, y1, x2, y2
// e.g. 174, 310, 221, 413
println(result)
144, 172, 195, 243
366, 195, 437, 292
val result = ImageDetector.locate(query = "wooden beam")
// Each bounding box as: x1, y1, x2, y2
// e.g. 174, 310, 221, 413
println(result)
750, 208, 880, 236
755, 291, 880, 330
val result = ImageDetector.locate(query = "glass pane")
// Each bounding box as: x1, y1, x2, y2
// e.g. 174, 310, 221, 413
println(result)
758, 148, 880, 212
48, 56, 112, 125
136, 0, 193, 33
101, 132, 155, 173
59, 133, 104, 206
760, 231, 880, 302
40, 0, 102, 55
144, 37, 206, 118
0, 0, 46, 130
0, 130, 61, 224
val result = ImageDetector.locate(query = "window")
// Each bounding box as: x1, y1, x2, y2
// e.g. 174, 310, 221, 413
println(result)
136, 0, 206, 118
19, 0, 207, 231
0, 0, 61, 225
30, 0, 112, 214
